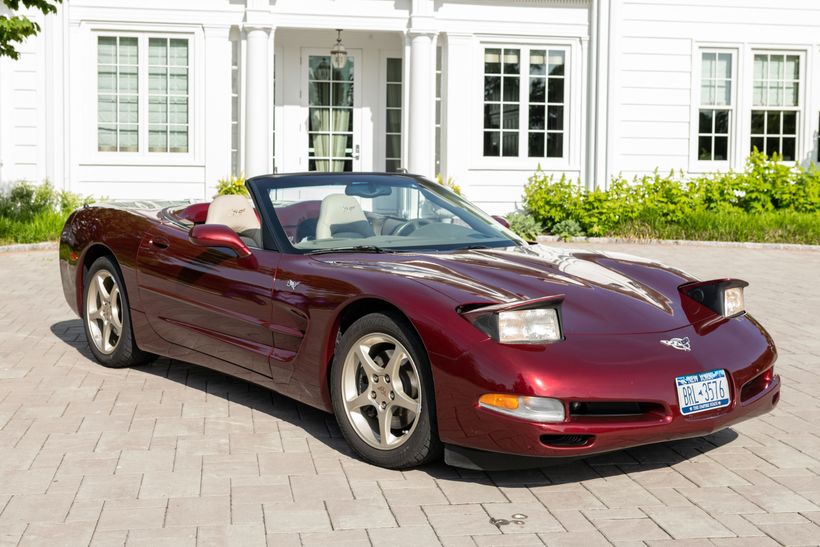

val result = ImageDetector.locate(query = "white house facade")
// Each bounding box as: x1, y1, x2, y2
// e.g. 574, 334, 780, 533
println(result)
2, 0, 820, 214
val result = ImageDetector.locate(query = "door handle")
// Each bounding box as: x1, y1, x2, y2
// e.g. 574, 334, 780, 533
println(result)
353, 144, 360, 160
149, 237, 170, 250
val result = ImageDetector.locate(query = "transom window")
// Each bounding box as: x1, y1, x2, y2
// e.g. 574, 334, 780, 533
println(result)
97, 35, 190, 154
483, 46, 567, 160
698, 51, 733, 161
751, 53, 800, 160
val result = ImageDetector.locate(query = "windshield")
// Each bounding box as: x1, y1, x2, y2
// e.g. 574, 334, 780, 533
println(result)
253, 174, 524, 253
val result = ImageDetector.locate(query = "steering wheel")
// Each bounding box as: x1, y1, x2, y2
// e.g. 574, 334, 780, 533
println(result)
392, 219, 432, 236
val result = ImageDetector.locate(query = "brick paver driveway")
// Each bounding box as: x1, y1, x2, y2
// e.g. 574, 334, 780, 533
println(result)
1, 242, 819, 546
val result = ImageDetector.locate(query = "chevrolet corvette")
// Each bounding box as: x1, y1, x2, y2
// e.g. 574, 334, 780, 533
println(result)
59, 173, 780, 469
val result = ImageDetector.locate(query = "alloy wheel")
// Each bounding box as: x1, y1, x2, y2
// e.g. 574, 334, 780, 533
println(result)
86, 269, 122, 355
341, 333, 422, 450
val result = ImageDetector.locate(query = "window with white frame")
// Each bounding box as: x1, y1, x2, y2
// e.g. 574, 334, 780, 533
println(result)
751, 53, 799, 160
97, 35, 190, 154
698, 51, 733, 161
483, 46, 567, 159
385, 57, 402, 172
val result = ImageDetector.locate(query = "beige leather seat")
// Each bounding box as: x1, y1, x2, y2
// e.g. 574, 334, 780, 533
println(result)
315, 194, 375, 239
205, 195, 262, 248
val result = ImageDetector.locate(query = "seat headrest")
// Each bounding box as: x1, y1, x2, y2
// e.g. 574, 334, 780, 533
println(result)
316, 194, 372, 239
205, 195, 260, 235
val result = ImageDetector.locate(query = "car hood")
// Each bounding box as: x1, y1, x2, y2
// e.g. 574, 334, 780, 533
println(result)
314, 244, 705, 335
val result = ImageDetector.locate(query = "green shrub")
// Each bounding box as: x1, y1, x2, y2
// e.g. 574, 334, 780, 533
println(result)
215, 174, 248, 197
521, 152, 820, 243
0, 181, 91, 244
551, 219, 585, 240
506, 212, 544, 241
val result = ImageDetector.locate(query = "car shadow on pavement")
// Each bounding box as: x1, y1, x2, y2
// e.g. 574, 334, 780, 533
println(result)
50, 318, 738, 485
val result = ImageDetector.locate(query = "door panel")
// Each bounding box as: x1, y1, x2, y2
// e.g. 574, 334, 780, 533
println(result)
136, 223, 278, 377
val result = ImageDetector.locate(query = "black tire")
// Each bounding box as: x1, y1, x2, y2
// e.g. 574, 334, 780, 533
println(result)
330, 312, 442, 469
83, 256, 154, 368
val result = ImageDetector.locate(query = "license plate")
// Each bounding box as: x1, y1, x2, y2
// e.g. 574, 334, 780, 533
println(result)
675, 369, 731, 416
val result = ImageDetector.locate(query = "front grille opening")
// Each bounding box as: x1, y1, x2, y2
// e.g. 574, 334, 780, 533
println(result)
569, 401, 666, 417
741, 367, 774, 402
540, 434, 593, 448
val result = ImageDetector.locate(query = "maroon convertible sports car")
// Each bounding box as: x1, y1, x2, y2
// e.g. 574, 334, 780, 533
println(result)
59, 173, 780, 469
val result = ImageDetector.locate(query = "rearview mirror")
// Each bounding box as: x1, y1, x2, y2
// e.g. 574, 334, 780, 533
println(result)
189, 224, 252, 258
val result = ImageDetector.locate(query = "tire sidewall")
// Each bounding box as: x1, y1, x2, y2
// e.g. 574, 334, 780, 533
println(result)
330, 312, 440, 468
83, 256, 136, 367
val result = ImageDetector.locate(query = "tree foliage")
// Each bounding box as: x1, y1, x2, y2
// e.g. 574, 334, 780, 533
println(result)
0, 0, 62, 60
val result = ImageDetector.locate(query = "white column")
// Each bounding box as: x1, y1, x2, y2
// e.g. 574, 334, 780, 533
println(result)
407, 31, 436, 179
244, 25, 271, 178
442, 34, 472, 190
203, 25, 232, 199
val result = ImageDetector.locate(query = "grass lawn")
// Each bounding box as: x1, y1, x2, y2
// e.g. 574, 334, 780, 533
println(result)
0, 210, 68, 245
611, 210, 820, 245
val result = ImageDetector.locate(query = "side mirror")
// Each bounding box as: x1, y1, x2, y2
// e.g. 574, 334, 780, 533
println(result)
492, 215, 510, 229
189, 224, 252, 258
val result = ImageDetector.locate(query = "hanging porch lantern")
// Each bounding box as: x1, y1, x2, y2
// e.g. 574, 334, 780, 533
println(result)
330, 29, 348, 70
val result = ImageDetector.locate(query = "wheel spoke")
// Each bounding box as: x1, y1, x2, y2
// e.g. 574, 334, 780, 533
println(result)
102, 321, 113, 351
384, 348, 406, 381
391, 388, 420, 414
88, 308, 102, 321
96, 274, 110, 302
345, 391, 374, 412
355, 344, 382, 376
377, 408, 394, 447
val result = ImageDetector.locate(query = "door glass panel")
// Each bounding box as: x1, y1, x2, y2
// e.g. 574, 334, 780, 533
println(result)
308, 55, 354, 172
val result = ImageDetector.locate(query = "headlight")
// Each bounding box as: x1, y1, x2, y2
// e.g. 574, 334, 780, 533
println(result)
479, 393, 565, 422
680, 279, 748, 318
498, 308, 561, 343
723, 286, 745, 317
459, 295, 565, 344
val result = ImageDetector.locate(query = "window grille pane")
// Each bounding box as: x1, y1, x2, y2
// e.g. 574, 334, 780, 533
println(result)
484, 49, 501, 74
698, 136, 712, 160
483, 131, 500, 156
528, 132, 544, 157
502, 131, 518, 156
546, 132, 562, 157
503, 49, 520, 74
714, 136, 728, 160
169, 39, 188, 66
716, 53, 732, 79
701, 52, 715, 79
98, 37, 116, 64
548, 51, 565, 76
714, 110, 729, 134
149, 39, 166, 65
119, 38, 138, 64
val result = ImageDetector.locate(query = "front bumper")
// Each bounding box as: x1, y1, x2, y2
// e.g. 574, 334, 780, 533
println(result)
443, 373, 780, 469
432, 315, 779, 468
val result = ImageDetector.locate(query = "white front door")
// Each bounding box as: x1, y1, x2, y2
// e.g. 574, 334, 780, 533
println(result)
301, 48, 362, 172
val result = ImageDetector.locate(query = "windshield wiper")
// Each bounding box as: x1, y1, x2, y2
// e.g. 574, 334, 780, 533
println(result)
306, 245, 396, 255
